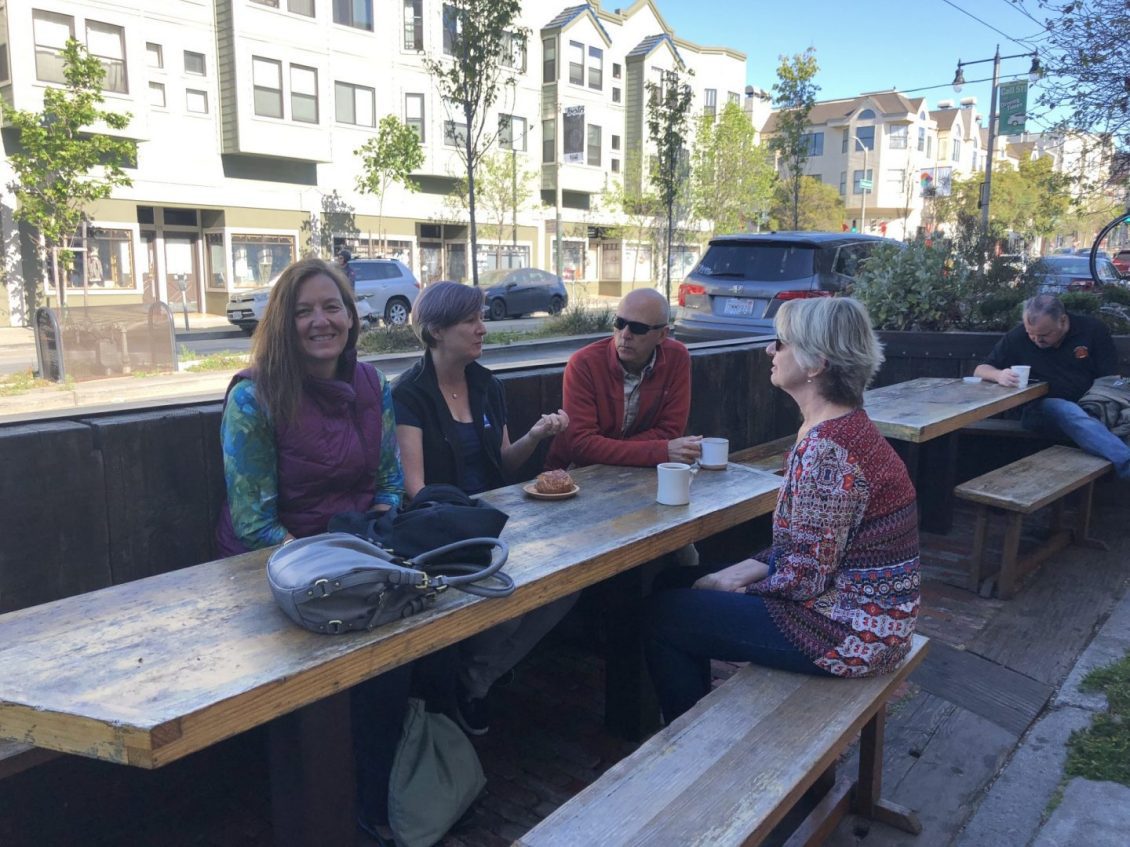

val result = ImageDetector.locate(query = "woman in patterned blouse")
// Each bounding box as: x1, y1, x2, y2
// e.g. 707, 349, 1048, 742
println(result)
646, 297, 920, 722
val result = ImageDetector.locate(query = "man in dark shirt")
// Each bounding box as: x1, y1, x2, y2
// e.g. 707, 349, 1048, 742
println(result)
975, 294, 1129, 478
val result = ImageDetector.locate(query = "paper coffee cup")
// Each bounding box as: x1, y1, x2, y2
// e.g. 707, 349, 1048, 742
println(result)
701, 437, 729, 468
1011, 365, 1031, 388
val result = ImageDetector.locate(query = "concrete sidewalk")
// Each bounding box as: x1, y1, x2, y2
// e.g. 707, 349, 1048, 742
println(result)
957, 579, 1130, 846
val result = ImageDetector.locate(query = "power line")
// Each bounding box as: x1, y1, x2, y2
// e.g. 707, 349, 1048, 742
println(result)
899, 70, 1033, 96
997, 0, 1047, 30
939, 0, 1033, 51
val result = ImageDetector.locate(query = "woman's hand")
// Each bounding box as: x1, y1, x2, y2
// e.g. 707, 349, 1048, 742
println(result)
693, 558, 771, 592
529, 409, 570, 441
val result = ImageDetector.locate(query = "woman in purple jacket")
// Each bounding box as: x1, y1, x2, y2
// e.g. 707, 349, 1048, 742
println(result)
213, 257, 409, 845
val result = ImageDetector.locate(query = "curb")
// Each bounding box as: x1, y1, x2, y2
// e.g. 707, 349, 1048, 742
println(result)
174, 329, 247, 342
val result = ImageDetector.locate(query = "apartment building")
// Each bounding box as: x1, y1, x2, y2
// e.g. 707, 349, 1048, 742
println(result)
0, 0, 746, 326
759, 91, 999, 240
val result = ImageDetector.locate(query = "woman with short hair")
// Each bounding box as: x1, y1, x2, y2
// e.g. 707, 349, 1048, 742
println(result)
646, 297, 920, 722
393, 281, 572, 736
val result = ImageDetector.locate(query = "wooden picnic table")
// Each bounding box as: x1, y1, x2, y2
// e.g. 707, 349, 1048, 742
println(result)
864, 377, 1048, 532
0, 460, 781, 847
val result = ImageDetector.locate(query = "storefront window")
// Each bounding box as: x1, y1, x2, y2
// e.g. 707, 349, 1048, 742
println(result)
231, 233, 295, 288
205, 232, 226, 288
58, 228, 135, 289
551, 239, 585, 281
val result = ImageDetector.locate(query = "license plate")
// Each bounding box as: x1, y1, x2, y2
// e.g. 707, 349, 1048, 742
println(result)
722, 298, 762, 317
228, 309, 251, 319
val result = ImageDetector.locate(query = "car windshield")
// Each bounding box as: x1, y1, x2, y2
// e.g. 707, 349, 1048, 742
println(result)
1036, 257, 1090, 274
478, 270, 512, 286
696, 244, 815, 281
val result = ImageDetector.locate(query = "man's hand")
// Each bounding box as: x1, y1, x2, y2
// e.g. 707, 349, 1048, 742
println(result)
668, 435, 703, 463
693, 558, 771, 592
974, 364, 1019, 388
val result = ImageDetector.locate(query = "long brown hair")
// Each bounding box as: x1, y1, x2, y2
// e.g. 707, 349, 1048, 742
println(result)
250, 257, 359, 423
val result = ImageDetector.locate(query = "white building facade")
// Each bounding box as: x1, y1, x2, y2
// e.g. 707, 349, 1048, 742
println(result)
0, 0, 747, 326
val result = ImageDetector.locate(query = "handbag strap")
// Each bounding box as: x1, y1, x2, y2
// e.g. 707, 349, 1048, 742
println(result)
409, 537, 516, 598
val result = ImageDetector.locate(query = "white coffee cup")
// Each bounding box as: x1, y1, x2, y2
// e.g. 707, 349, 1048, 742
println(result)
657, 462, 693, 506
1011, 365, 1031, 388
701, 437, 729, 469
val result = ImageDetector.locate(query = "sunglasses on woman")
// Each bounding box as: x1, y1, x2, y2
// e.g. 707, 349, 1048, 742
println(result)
613, 316, 668, 335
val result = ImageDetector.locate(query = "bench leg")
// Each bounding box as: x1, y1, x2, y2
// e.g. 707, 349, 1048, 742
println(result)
996, 512, 1024, 600
966, 505, 989, 593
854, 708, 921, 835
268, 691, 356, 847
1071, 482, 1109, 552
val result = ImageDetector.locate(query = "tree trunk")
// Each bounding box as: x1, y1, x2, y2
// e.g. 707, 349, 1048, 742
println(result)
465, 108, 479, 286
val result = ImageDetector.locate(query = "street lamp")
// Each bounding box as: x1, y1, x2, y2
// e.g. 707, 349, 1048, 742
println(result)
852, 135, 869, 233
953, 46, 1042, 236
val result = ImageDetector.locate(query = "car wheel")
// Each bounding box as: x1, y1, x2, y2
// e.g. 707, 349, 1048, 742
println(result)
489, 298, 507, 321
240, 325, 256, 336
384, 297, 410, 326
548, 296, 565, 316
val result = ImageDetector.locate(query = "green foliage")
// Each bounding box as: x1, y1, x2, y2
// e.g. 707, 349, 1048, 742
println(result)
768, 176, 843, 232
691, 102, 776, 236
852, 240, 972, 331
462, 149, 536, 265
2, 39, 136, 303
768, 49, 820, 230
1060, 291, 1102, 314
0, 369, 54, 396
355, 115, 424, 254
542, 303, 613, 336
1065, 650, 1130, 787
646, 68, 695, 300
356, 325, 424, 355
184, 351, 251, 372
422, 0, 525, 285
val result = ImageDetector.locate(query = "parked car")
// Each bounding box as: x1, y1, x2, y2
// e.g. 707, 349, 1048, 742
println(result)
480, 268, 568, 320
1024, 254, 1121, 293
1112, 249, 1130, 276
672, 232, 895, 342
226, 258, 419, 333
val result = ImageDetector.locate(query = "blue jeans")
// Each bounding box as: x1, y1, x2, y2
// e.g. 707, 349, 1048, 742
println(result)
1021, 398, 1130, 480
644, 566, 831, 723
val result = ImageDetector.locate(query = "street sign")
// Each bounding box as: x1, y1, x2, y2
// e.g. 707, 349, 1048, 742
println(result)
859, 179, 873, 190
998, 80, 1028, 135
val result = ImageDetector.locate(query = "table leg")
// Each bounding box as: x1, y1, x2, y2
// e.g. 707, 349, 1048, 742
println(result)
601, 560, 665, 741
268, 691, 356, 847
916, 434, 958, 535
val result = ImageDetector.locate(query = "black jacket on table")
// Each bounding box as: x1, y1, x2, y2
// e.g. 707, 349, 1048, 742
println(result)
391, 350, 507, 494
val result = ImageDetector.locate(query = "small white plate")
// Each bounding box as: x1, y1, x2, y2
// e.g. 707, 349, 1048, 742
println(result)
523, 483, 580, 501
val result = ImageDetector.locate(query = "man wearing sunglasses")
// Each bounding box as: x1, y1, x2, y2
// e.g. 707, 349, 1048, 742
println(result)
546, 288, 702, 470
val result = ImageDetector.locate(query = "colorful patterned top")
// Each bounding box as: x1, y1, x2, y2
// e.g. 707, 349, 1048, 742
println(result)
219, 365, 403, 551
747, 408, 920, 677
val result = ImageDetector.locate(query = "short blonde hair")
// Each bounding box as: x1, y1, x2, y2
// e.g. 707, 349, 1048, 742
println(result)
774, 297, 884, 407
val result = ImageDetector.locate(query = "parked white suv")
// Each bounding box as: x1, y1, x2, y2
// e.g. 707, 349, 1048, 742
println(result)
226, 258, 420, 333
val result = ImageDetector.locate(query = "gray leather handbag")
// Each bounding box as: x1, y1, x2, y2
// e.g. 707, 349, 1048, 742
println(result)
266, 531, 513, 634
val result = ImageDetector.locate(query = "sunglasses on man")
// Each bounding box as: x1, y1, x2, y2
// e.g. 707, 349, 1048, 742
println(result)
613, 315, 668, 335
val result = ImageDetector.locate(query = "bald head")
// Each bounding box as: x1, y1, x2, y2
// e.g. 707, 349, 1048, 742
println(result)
618, 288, 670, 325
613, 288, 671, 373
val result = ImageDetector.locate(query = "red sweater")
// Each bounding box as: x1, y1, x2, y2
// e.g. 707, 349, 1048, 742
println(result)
545, 336, 691, 469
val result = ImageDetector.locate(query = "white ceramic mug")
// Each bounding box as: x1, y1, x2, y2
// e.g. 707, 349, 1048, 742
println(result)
1011, 365, 1031, 388
701, 437, 730, 469
656, 462, 693, 506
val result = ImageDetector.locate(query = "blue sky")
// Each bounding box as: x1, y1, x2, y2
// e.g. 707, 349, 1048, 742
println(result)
650, 0, 1052, 128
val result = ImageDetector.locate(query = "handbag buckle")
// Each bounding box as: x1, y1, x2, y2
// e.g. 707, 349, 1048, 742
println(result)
310, 578, 331, 598
417, 573, 448, 593
326, 620, 344, 634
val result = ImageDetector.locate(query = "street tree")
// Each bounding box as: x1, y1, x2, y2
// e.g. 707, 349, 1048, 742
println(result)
769, 176, 844, 232
423, 0, 526, 285
646, 67, 695, 300
605, 150, 664, 288
355, 115, 424, 256
691, 101, 777, 236
769, 48, 820, 230
2, 39, 135, 307
936, 157, 1072, 246
1017, 0, 1130, 149
300, 190, 359, 258
460, 148, 537, 268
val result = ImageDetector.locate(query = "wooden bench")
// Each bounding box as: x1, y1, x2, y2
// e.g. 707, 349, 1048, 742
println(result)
732, 433, 795, 475
954, 445, 1111, 599
516, 635, 929, 847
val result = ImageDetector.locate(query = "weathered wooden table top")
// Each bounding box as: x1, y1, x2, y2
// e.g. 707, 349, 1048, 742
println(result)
864, 377, 1048, 443
0, 461, 781, 769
